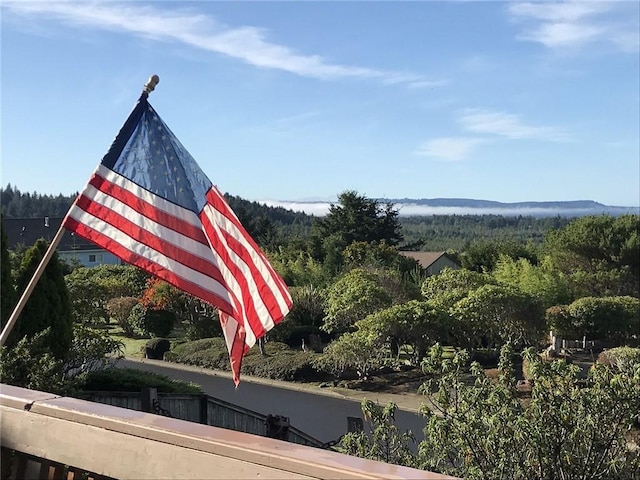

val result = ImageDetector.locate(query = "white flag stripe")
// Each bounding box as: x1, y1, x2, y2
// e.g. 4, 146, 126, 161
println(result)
201, 211, 263, 347
82, 184, 220, 265
96, 164, 203, 226
202, 205, 279, 328
209, 186, 290, 296
203, 203, 291, 313
220, 315, 243, 357
67, 206, 233, 304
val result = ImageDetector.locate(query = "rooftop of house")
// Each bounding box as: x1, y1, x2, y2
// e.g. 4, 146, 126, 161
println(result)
400, 251, 460, 269
3, 217, 98, 252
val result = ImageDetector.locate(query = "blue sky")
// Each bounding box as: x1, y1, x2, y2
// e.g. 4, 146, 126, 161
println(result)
1, 1, 639, 208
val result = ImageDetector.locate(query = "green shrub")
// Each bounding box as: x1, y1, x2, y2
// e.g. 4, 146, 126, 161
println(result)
128, 303, 148, 336
127, 305, 175, 338
184, 315, 222, 341
144, 309, 175, 337
169, 338, 230, 369
144, 338, 171, 360
79, 367, 202, 393
597, 347, 640, 374
169, 338, 325, 381
105, 297, 139, 336
242, 348, 322, 381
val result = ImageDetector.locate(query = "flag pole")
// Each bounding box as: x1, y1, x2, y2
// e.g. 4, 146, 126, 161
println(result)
0, 75, 160, 347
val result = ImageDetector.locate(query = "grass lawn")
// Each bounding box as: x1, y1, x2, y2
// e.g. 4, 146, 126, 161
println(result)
107, 321, 190, 358
108, 326, 148, 357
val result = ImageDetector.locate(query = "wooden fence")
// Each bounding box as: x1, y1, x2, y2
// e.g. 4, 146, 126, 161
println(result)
81, 389, 324, 448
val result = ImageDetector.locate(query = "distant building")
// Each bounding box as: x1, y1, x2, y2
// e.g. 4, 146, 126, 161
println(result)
400, 251, 461, 275
3, 217, 121, 268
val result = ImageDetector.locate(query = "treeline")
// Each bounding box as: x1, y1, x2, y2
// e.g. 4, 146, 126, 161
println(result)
0, 184, 586, 252
399, 214, 571, 250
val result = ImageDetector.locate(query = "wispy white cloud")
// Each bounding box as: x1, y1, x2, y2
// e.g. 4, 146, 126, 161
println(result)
508, 1, 639, 51
3, 1, 445, 86
459, 109, 568, 141
414, 137, 485, 161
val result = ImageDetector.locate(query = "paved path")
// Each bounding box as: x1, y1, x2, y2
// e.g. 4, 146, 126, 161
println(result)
118, 357, 428, 445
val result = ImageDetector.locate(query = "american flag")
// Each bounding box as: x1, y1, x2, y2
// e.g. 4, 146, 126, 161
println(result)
64, 93, 292, 386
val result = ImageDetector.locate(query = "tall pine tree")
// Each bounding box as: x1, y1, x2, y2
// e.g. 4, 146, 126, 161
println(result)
7, 239, 73, 360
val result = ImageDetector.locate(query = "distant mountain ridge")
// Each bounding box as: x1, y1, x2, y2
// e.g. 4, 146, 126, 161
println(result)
264, 198, 640, 218
381, 198, 640, 217
385, 198, 609, 209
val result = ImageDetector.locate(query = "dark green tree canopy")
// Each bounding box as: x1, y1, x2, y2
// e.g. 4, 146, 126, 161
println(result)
543, 214, 640, 297
8, 239, 73, 359
315, 191, 403, 248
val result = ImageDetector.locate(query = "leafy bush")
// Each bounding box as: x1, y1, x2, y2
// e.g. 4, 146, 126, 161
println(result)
167, 338, 230, 369
79, 367, 202, 393
168, 338, 324, 381
417, 344, 640, 479
314, 332, 385, 379
0, 329, 69, 394
144, 338, 171, 360
184, 314, 222, 341
105, 297, 139, 336
128, 303, 148, 337
242, 347, 322, 381
338, 400, 416, 468
143, 309, 175, 337
597, 347, 640, 375
127, 305, 175, 338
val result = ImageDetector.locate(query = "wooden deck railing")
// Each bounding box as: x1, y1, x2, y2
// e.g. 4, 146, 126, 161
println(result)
0, 384, 458, 480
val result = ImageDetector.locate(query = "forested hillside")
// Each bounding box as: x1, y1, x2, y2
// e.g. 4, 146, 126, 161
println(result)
0, 184, 581, 251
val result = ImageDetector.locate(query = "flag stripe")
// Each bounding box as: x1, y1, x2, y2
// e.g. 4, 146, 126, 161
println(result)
202, 206, 282, 340
88, 170, 208, 242
219, 312, 246, 386
207, 188, 292, 303
64, 216, 234, 311
74, 188, 225, 283
200, 210, 264, 344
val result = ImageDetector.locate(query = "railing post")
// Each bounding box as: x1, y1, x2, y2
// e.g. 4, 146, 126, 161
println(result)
200, 395, 208, 425
141, 387, 158, 414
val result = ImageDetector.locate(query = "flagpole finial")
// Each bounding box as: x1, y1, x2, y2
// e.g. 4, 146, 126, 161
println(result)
143, 75, 160, 96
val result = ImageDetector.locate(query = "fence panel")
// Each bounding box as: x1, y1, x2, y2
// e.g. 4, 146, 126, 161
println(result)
84, 390, 324, 448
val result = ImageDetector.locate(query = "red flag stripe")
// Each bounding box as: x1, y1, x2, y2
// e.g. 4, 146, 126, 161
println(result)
203, 209, 286, 337
74, 188, 226, 282
206, 188, 292, 301
88, 169, 208, 243
200, 211, 266, 344
65, 205, 234, 310
201, 201, 292, 341
219, 312, 246, 386
64, 217, 234, 312
204, 190, 292, 312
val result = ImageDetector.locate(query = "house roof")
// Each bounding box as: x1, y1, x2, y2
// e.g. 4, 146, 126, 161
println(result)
400, 251, 460, 269
3, 217, 99, 252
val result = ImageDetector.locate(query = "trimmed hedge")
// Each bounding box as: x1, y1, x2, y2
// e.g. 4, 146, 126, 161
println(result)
167, 338, 326, 381
80, 367, 202, 393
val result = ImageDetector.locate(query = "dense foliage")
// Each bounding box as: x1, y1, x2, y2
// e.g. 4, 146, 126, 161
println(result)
6, 239, 73, 359
338, 345, 640, 479
418, 344, 640, 479
2, 187, 638, 478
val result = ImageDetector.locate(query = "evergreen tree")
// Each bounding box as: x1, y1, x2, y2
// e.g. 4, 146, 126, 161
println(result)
7, 239, 73, 360
1, 214, 16, 327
